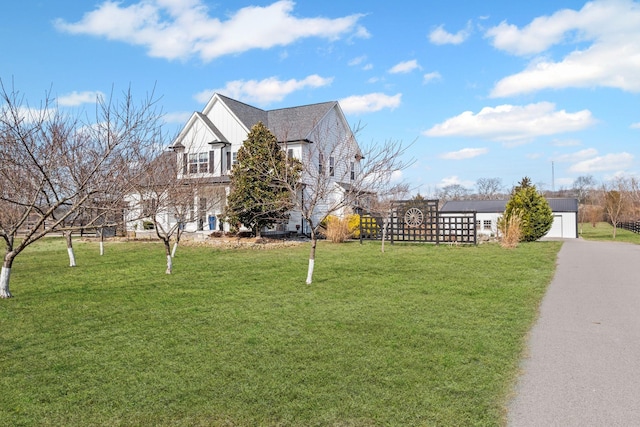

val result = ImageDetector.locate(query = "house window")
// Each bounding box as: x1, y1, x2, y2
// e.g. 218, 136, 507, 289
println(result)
198, 152, 208, 173
226, 151, 231, 172
188, 152, 208, 174
329, 156, 335, 177
189, 153, 198, 174
142, 198, 157, 217
350, 162, 355, 180
318, 153, 324, 174
232, 151, 238, 165
288, 149, 294, 159
483, 220, 492, 229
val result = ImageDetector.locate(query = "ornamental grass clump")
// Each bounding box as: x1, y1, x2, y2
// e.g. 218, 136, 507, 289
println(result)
498, 210, 523, 248
322, 215, 355, 243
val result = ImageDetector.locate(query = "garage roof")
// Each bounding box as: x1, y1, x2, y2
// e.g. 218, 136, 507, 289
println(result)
440, 198, 578, 213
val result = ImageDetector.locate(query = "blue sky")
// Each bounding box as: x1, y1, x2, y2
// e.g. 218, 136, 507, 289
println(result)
3, 0, 639, 196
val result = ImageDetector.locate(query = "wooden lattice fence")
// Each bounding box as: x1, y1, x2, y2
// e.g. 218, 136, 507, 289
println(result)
358, 199, 477, 244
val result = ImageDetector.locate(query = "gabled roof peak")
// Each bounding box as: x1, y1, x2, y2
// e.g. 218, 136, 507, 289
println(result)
211, 93, 341, 142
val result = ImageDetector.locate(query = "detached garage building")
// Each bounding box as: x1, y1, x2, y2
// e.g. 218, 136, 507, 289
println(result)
440, 198, 578, 239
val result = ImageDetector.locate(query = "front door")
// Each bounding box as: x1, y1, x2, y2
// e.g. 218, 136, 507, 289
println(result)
208, 215, 216, 231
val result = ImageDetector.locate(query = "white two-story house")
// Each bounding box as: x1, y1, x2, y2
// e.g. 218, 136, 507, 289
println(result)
151, 93, 362, 235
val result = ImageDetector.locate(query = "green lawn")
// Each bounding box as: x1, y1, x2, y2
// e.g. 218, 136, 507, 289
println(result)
0, 238, 561, 426
579, 222, 640, 244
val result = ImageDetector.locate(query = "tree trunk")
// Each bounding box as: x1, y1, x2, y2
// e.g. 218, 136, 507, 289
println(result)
164, 240, 173, 274
381, 219, 387, 253
306, 231, 317, 285
65, 232, 77, 267
166, 254, 173, 275
171, 242, 178, 258
99, 229, 105, 256
1, 255, 15, 298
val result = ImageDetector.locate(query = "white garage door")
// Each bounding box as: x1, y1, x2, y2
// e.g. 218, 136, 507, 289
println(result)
546, 215, 564, 238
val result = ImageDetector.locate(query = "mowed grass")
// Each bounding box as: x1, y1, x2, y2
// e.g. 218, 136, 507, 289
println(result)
579, 222, 640, 244
0, 238, 561, 426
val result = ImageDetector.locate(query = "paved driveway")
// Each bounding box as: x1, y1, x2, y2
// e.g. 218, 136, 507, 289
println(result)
507, 238, 640, 426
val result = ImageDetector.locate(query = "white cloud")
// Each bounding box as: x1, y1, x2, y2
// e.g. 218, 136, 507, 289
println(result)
631, 122, 640, 129
437, 175, 475, 188
552, 148, 599, 162
57, 91, 105, 107
429, 22, 472, 45
391, 170, 403, 183
349, 55, 373, 70
423, 102, 596, 143
0, 106, 55, 124
195, 75, 333, 105
339, 93, 401, 114
569, 152, 634, 173
388, 59, 421, 74
162, 111, 192, 124
348, 55, 367, 66
440, 147, 488, 160
487, 0, 640, 96
423, 72, 442, 84
55, 0, 367, 62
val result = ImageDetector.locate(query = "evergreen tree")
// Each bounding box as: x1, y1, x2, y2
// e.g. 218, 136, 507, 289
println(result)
226, 122, 301, 237
504, 177, 553, 242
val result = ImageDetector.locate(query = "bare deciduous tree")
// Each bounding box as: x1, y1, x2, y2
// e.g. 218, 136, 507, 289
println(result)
600, 177, 633, 238
0, 81, 162, 298
572, 175, 597, 233
365, 183, 410, 253
475, 177, 504, 200
129, 151, 226, 274
273, 118, 411, 284
437, 184, 470, 201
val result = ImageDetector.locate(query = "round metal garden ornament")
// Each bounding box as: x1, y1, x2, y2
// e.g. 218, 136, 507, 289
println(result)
404, 207, 424, 227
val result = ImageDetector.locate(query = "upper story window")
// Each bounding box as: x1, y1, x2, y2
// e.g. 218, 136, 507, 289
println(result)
188, 152, 209, 174
329, 156, 335, 177
318, 153, 324, 174
225, 151, 238, 173
350, 162, 355, 180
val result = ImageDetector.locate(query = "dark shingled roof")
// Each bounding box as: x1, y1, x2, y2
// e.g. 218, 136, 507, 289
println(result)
267, 102, 337, 141
440, 200, 508, 213
440, 198, 578, 213
217, 94, 267, 130
215, 94, 337, 142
